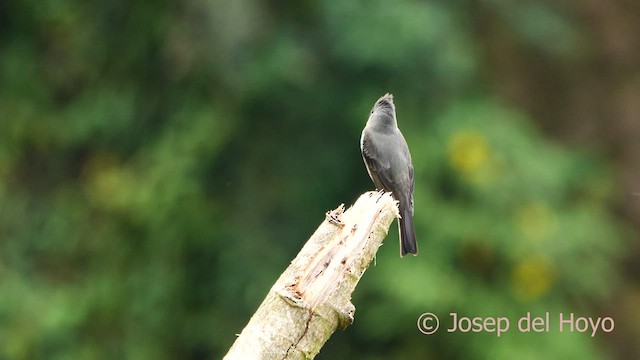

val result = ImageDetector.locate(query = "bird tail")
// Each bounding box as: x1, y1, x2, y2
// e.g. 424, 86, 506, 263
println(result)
399, 207, 418, 256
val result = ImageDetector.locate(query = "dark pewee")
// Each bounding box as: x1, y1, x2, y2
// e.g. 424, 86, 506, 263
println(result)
361, 93, 417, 256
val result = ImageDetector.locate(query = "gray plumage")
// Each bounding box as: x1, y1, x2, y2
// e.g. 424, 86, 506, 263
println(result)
360, 93, 417, 256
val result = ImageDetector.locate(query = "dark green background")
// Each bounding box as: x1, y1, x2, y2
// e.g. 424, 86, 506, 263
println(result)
1, 1, 639, 359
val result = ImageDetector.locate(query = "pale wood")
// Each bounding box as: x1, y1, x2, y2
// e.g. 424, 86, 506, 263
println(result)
224, 191, 399, 360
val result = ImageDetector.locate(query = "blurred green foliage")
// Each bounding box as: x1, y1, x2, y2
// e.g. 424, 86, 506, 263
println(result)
0, 0, 634, 359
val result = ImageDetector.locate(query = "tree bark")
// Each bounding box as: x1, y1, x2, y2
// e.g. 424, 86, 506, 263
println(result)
224, 191, 399, 359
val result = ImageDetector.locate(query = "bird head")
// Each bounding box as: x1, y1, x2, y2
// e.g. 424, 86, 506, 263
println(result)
368, 93, 397, 126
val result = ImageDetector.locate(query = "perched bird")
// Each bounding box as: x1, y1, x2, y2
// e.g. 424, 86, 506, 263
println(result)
360, 93, 417, 256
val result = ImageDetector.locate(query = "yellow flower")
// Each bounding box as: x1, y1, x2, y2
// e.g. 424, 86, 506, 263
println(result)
448, 130, 491, 181
83, 153, 136, 211
516, 202, 558, 242
511, 255, 555, 301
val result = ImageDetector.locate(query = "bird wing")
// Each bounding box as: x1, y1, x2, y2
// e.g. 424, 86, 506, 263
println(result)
406, 147, 415, 193
407, 160, 415, 214
361, 131, 395, 192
